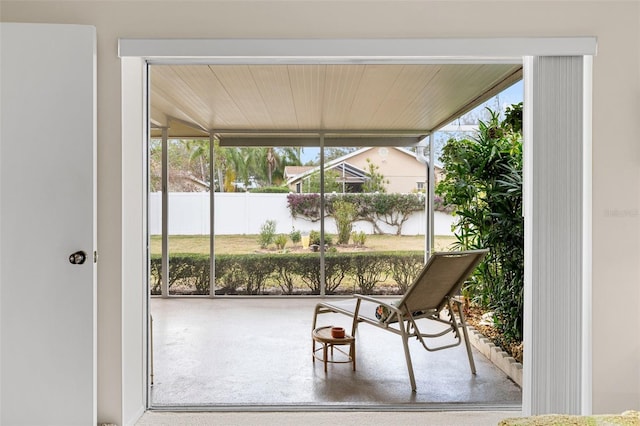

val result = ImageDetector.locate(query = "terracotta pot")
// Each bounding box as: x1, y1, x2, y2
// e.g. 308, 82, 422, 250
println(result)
331, 326, 345, 338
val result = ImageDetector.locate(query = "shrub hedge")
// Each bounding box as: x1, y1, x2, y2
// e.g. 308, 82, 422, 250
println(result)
150, 251, 425, 296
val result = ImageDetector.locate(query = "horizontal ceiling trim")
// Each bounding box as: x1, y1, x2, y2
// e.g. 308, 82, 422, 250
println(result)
120, 37, 597, 63
213, 128, 429, 136
218, 136, 423, 147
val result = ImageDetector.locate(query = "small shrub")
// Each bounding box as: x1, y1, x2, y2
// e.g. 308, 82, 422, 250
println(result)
240, 256, 274, 295
249, 186, 290, 193
324, 254, 352, 294
258, 220, 277, 248
351, 253, 390, 295
216, 258, 244, 295
351, 231, 367, 246
294, 253, 351, 294
332, 200, 357, 244
214, 256, 239, 295
309, 230, 333, 246
309, 230, 320, 245
271, 254, 299, 295
289, 228, 301, 245
150, 254, 210, 295
274, 234, 288, 250
389, 253, 424, 293
293, 253, 322, 294
216, 254, 274, 295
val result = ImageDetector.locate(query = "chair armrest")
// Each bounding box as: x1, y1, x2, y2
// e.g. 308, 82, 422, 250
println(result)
353, 294, 403, 314
354, 294, 404, 325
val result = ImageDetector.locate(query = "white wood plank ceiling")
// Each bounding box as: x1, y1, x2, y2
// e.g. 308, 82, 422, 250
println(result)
150, 63, 521, 145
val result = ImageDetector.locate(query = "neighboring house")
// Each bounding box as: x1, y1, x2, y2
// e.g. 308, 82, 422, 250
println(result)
283, 165, 314, 184
285, 147, 444, 193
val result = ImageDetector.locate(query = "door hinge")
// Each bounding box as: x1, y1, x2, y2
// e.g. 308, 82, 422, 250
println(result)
93, 251, 98, 264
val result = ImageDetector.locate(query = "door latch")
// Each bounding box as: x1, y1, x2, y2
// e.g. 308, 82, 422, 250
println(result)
69, 251, 87, 265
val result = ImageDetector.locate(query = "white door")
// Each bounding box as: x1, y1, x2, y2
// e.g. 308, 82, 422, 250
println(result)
0, 23, 96, 425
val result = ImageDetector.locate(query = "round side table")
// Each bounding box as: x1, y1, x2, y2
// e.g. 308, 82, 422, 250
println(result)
312, 326, 356, 372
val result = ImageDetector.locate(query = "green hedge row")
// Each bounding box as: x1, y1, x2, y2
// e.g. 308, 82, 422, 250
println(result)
150, 251, 425, 296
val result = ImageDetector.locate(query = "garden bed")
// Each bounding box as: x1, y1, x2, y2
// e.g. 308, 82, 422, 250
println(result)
465, 304, 523, 363
464, 304, 523, 387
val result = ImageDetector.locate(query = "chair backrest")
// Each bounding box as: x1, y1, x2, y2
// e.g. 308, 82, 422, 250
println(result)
399, 249, 489, 314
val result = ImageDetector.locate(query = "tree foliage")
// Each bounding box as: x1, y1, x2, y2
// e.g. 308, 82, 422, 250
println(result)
436, 105, 524, 343
149, 140, 303, 192
287, 193, 429, 235
149, 139, 211, 192
362, 159, 389, 193
302, 169, 342, 193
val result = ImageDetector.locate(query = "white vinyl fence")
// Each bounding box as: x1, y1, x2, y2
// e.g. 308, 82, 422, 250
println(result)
149, 192, 455, 236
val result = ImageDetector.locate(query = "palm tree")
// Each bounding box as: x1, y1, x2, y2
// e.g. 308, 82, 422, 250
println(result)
224, 148, 249, 190
212, 146, 305, 190
266, 147, 277, 185
185, 139, 210, 185
262, 146, 302, 186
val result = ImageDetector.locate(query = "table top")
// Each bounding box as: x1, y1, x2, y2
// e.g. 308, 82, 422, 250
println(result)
312, 326, 355, 344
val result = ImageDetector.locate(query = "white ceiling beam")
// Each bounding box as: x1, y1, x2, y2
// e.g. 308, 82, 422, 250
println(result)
119, 37, 597, 64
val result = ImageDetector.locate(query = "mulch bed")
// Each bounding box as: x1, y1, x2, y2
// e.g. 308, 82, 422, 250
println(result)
464, 304, 523, 363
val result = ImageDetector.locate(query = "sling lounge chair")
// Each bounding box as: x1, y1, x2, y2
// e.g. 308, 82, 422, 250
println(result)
312, 249, 488, 391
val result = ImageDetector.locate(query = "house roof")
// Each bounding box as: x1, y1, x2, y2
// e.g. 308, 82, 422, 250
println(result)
286, 161, 367, 184
283, 166, 314, 179
285, 146, 433, 185
149, 63, 522, 147
332, 162, 367, 183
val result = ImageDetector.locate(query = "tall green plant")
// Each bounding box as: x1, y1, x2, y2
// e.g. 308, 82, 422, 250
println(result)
303, 169, 342, 193
332, 200, 357, 244
436, 106, 524, 343
258, 220, 277, 248
362, 159, 389, 193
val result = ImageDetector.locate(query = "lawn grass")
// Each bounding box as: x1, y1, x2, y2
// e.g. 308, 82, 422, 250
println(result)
150, 234, 457, 255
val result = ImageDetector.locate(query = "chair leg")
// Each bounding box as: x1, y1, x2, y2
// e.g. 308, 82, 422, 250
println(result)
312, 304, 321, 329
350, 298, 362, 337
399, 320, 417, 391
323, 343, 328, 372
456, 302, 476, 374
351, 342, 356, 371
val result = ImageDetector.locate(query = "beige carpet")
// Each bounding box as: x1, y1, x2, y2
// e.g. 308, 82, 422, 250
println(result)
136, 410, 521, 425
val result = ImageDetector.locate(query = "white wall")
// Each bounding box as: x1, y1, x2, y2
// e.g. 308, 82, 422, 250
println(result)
148, 192, 455, 236
1, 0, 639, 423
121, 56, 147, 426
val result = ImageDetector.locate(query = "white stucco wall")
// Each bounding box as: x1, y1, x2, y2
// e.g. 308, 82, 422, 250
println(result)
148, 192, 455, 236
1, 1, 639, 423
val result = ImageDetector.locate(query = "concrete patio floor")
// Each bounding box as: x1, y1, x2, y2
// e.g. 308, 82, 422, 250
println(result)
149, 297, 521, 409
